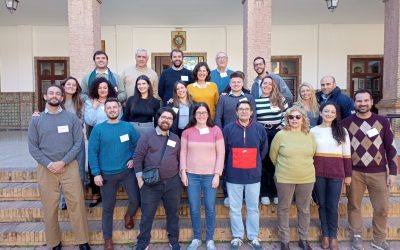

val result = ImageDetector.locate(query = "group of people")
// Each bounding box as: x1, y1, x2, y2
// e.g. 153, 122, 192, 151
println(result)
27, 48, 398, 250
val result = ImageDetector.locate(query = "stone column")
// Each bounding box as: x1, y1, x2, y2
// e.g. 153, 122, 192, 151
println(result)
67, 0, 101, 81
242, 0, 272, 88
377, 0, 400, 137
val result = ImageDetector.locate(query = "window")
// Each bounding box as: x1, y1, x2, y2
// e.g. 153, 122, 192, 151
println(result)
271, 56, 301, 100
348, 56, 383, 113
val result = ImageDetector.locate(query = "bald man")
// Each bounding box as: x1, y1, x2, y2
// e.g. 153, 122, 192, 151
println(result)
316, 75, 354, 119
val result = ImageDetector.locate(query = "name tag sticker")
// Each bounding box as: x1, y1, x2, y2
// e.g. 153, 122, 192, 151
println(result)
181, 75, 189, 81
172, 107, 179, 114
239, 97, 248, 102
199, 127, 210, 135
167, 139, 176, 147
366, 128, 379, 138
57, 125, 69, 133
220, 72, 228, 78
120, 134, 129, 143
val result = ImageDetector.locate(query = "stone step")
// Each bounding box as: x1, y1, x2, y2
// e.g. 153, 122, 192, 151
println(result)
1, 197, 400, 223
1, 182, 400, 201
1, 217, 400, 246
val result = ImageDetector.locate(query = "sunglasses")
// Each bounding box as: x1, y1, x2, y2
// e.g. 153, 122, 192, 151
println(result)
288, 115, 302, 120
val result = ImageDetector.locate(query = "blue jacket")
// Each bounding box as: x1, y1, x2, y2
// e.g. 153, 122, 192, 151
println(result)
316, 86, 354, 119
223, 119, 268, 184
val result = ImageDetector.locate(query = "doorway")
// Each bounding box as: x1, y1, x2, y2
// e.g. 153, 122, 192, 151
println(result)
34, 57, 69, 111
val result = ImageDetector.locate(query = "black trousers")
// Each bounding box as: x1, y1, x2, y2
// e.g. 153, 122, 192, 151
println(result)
87, 125, 100, 196
137, 174, 182, 247
260, 128, 278, 198
101, 169, 140, 240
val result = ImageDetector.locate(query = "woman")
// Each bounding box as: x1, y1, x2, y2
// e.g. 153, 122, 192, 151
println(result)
187, 62, 219, 119
122, 75, 160, 136
294, 82, 319, 128
84, 76, 118, 207
269, 106, 317, 250
180, 102, 225, 250
168, 81, 195, 137
255, 76, 288, 206
310, 102, 351, 250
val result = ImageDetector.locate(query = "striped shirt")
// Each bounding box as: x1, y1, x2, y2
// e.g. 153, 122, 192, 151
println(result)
255, 96, 288, 126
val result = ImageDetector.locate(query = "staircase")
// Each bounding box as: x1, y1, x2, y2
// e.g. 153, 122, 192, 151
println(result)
1, 168, 400, 246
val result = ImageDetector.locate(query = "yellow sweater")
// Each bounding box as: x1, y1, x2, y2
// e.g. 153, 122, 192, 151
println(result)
187, 82, 219, 119
269, 130, 317, 184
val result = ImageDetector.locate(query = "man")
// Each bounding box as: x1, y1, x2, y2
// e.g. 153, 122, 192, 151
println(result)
215, 71, 257, 207
133, 107, 181, 250
223, 101, 268, 250
28, 85, 90, 250
88, 98, 140, 250
342, 89, 398, 250
158, 49, 194, 105
210, 52, 234, 94
317, 75, 354, 119
251, 57, 293, 105
121, 48, 160, 99
81, 50, 126, 102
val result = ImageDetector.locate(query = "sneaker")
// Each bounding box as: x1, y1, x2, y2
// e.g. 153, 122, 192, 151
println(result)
260, 197, 271, 205
273, 197, 279, 205
248, 238, 262, 250
206, 240, 216, 250
371, 240, 392, 250
169, 242, 181, 250
187, 239, 202, 250
351, 235, 364, 250
224, 197, 230, 207
230, 238, 243, 250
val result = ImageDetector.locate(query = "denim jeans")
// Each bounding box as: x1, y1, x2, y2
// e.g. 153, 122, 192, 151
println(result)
227, 182, 260, 240
314, 176, 343, 238
187, 173, 217, 241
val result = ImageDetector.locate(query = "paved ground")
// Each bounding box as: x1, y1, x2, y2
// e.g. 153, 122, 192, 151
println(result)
2, 241, 400, 250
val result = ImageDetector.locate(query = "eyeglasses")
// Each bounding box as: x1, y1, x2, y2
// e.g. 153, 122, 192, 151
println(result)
195, 111, 208, 116
253, 62, 264, 67
288, 115, 302, 120
238, 108, 251, 112
217, 56, 227, 60
160, 115, 173, 121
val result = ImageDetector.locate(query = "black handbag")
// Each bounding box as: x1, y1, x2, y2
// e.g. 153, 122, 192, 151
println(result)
142, 136, 169, 186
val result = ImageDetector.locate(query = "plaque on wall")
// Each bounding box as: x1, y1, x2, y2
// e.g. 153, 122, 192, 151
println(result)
171, 31, 187, 51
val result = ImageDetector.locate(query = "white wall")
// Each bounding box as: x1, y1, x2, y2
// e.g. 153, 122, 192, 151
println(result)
0, 23, 384, 92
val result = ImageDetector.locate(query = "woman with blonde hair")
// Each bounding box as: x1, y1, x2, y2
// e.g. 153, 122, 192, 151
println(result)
294, 82, 319, 127
270, 106, 317, 250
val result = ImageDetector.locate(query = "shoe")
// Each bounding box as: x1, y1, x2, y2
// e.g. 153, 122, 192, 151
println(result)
280, 242, 290, 250
371, 240, 392, 250
61, 203, 67, 210
320, 236, 329, 249
248, 238, 262, 250
169, 242, 181, 250
260, 196, 271, 205
52, 242, 62, 250
351, 235, 364, 250
206, 240, 216, 250
230, 238, 243, 250
104, 239, 114, 250
89, 196, 102, 208
273, 197, 279, 205
79, 243, 91, 250
187, 239, 202, 250
224, 197, 230, 207
135, 244, 149, 250
329, 238, 339, 250
298, 240, 312, 250
124, 212, 135, 229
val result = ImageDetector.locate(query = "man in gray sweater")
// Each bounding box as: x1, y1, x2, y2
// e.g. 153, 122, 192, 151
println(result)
28, 85, 90, 250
